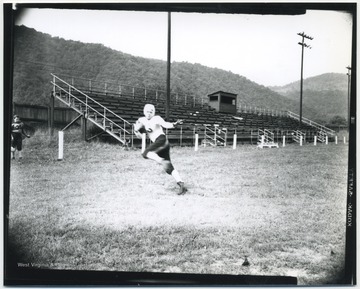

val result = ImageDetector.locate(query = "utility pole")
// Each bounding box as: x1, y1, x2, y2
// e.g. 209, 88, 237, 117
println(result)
297, 32, 313, 126
166, 12, 171, 121
346, 66, 351, 130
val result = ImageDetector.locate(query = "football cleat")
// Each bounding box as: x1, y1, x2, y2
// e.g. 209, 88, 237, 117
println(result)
177, 182, 187, 195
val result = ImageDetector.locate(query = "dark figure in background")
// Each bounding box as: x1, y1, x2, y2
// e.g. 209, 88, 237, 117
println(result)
11, 115, 30, 160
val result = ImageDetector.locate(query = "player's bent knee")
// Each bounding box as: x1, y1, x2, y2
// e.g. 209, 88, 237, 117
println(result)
163, 161, 174, 175
142, 151, 148, 159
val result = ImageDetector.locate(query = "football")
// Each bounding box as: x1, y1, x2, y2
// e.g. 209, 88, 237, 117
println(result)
138, 126, 146, 134
134, 121, 146, 134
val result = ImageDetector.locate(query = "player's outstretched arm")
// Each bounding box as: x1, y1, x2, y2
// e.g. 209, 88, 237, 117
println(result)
173, 119, 184, 126
22, 128, 30, 138
159, 117, 184, 129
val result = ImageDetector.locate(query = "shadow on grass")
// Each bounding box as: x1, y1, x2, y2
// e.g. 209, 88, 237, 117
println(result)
5, 219, 301, 286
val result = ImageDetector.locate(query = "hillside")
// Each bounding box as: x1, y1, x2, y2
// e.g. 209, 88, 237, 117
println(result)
11, 25, 344, 124
269, 73, 348, 123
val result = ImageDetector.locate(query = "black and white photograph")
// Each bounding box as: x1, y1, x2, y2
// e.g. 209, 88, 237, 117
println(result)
3, 2, 356, 286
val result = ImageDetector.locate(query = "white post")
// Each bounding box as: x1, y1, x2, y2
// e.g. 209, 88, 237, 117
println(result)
203, 126, 207, 147
300, 136, 303, 146
344, 136, 346, 144
233, 134, 237, 149
195, 134, 199, 151
283, 135, 286, 147
326, 136, 328, 145
214, 125, 217, 146
141, 133, 146, 153
180, 125, 183, 146
314, 136, 317, 146
261, 135, 265, 147
335, 136, 338, 145
58, 131, 64, 161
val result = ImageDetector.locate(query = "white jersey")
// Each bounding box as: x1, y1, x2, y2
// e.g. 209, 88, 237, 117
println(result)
135, 115, 174, 142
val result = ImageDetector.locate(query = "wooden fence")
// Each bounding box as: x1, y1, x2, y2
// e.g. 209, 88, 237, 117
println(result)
13, 103, 80, 125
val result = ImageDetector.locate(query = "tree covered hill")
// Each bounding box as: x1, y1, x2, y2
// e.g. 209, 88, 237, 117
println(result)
12, 25, 346, 124
269, 73, 349, 123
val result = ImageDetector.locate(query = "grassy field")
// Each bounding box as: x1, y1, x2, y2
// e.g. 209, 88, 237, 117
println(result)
6, 128, 349, 285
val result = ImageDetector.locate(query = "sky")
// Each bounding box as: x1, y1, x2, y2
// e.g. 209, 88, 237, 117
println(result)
14, 6, 353, 87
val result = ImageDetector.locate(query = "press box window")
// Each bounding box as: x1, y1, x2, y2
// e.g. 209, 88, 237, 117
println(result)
221, 96, 235, 104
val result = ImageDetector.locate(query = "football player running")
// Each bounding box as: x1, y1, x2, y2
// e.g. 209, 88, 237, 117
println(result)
134, 104, 187, 195
11, 115, 30, 160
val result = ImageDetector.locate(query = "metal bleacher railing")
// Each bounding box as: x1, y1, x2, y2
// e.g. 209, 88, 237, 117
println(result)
287, 111, 335, 136
51, 74, 133, 145
56, 74, 205, 108
237, 104, 288, 117
202, 124, 227, 147
291, 130, 306, 144
55, 74, 290, 118
257, 128, 279, 148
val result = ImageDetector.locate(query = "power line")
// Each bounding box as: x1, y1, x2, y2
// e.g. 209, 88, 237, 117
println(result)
297, 32, 313, 126
346, 66, 351, 130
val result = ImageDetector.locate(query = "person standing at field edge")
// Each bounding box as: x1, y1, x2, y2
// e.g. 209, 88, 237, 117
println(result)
11, 115, 30, 160
134, 104, 187, 195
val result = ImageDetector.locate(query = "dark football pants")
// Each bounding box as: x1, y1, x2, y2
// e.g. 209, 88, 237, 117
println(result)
142, 134, 174, 174
11, 133, 23, 151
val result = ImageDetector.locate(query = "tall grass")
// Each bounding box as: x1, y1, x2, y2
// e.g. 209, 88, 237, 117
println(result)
7, 128, 349, 285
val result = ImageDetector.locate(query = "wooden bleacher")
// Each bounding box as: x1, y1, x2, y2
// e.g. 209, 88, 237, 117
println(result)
51, 74, 322, 146
69, 89, 317, 146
